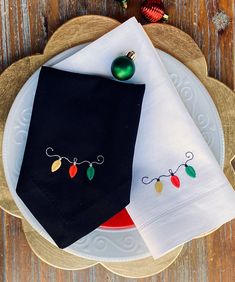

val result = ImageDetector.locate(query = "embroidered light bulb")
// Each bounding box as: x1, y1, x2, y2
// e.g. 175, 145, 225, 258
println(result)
155, 179, 163, 193
87, 163, 95, 181
170, 171, 180, 188
69, 161, 78, 178
185, 164, 196, 178
51, 158, 62, 172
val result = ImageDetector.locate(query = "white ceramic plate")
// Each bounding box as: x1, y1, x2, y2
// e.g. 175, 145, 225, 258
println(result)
2, 45, 224, 262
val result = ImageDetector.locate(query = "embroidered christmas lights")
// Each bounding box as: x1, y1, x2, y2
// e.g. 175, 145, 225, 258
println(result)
142, 152, 196, 193
45, 147, 104, 181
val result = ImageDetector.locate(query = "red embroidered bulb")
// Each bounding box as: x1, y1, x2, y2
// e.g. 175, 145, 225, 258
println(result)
69, 163, 78, 178
170, 174, 180, 188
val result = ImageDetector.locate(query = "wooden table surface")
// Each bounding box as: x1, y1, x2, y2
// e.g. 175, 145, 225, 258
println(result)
0, 1, 234, 281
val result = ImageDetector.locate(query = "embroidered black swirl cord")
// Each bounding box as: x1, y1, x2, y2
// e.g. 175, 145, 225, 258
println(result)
142, 152, 196, 192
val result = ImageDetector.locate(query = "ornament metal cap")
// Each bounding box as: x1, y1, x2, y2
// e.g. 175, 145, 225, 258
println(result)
127, 51, 136, 60
163, 14, 169, 22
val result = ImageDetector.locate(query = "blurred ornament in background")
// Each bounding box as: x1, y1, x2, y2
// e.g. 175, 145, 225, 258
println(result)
116, 0, 128, 9
212, 10, 230, 31
141, 0, 168, 23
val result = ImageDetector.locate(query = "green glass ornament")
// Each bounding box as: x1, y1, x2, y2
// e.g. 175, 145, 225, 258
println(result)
185, 164, 196, 178
87, 164, 95, 181
111, 51, 136, 81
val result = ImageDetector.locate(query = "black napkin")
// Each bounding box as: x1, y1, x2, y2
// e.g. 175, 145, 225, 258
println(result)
16, 66, 145, 248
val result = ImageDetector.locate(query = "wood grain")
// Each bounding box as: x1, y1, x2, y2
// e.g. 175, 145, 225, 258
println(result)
0, 0, 234, 281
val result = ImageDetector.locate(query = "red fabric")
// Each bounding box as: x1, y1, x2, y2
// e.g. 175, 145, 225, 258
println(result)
100, 208, 135, 229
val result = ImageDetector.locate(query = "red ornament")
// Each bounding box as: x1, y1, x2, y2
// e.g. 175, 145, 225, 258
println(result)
141, 0, 168, 23
170, 175, 180, 188
69, 164, 78, 178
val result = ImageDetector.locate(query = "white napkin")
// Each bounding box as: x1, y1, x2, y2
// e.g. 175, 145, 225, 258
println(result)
53, 17, 235, 259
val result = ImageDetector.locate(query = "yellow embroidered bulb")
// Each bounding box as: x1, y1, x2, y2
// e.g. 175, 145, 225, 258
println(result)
51, 159, 62, 172
155, 180, 163, 193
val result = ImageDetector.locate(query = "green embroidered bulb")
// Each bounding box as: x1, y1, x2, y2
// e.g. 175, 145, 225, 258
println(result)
87, 164, 95, 181
185, 164, 196, 178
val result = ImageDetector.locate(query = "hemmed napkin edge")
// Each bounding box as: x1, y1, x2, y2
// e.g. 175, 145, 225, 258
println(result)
133, 183, 235, 259
16, 176, 131, 249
